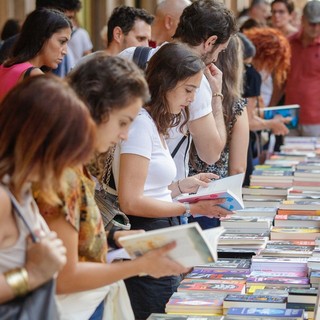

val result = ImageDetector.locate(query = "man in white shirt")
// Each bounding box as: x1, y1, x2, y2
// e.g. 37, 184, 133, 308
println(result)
119, 0, 237, 182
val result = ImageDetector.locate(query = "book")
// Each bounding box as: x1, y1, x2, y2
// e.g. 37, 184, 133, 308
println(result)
147, 314, 224, 320
270, 226, 320, 241
176, 173, 244, 211
184, 271, 247, 281
223, 294, 287, 309
220, 217, 273, 230
118, 223, 225, 268
165, 291, 226, 314
225, 307, 304, 319
274, 215, 320, 228
195, 258, 251, 271
177, 281, 246, 295
288, 287, 318, 304
246, 276, 310, 288
279, 200, 320, 211
262, 104, 300, 129
242, 186, 288, 196
234, 207, 277, 218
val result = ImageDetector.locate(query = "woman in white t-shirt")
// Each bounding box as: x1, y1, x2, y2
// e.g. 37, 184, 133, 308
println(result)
115, 43, 231, 319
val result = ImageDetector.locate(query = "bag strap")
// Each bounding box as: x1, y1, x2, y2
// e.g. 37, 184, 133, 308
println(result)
132, 46, 152, 70
23, 66, 36, 79
4, 187, 38, 243
171, 131, 190, 158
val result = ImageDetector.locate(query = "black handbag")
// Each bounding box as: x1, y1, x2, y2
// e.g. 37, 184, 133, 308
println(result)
0, 188, 60, 320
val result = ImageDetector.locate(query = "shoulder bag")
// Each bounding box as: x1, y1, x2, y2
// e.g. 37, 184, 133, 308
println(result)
0, 188, 59, 320
94, 147, 131, 231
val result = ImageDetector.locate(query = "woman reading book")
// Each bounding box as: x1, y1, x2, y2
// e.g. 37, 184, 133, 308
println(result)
114, 43, 232, 319
34, 54, 191, 320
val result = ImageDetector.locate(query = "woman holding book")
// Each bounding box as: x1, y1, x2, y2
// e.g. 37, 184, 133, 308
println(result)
114, 43, 231, 319
34, 53, 191, 320
0, 75, 95, 307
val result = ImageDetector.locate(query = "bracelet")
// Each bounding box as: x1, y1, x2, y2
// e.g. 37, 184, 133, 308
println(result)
212, 92, 224, 100
4, 267, 29, 297
183, 202, 191, 217
177, 180, 183, 194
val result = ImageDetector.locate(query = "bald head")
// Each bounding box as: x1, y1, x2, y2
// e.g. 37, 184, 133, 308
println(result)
152, 0, 191, 45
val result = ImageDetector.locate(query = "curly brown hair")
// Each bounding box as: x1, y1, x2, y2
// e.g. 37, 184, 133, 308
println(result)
244, 27, 291, 86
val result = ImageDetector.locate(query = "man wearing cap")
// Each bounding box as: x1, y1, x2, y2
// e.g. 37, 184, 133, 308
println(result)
285, 0, 320, 137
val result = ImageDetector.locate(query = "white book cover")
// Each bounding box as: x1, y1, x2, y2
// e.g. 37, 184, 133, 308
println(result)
118, 223, 225, 268
175, 173, 244, 211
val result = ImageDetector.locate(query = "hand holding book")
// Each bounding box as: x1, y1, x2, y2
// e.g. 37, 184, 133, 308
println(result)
176, 173, 245, 212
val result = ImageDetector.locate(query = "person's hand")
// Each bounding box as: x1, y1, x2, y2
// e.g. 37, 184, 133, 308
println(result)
204, 63, 222, 96
137, 242, 190, 278
190, 199, 233, 219
114, 229, 145, 248
179, 173, 219, 194
25, 231, 67, 290
268, 117, 290, 135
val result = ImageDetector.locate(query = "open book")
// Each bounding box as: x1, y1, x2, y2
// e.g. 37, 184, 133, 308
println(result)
261, 104, 300, 129
175, 173, 244, 211
118, 223, 225, 268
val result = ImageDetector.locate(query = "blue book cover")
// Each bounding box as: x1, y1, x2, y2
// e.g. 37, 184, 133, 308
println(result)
263, 104, 300, 129
227, 307, 304, 318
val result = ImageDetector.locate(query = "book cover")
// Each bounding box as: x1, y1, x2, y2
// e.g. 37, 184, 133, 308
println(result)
185, 272, 247, 281
118, 223, 225, 268
147, 314, 224, 320
246, 276, 310, 287
226, 307, 304, 319
223, 294, 287, 309
177, 281, 246, 294
176, 173, 244, 211
195, 258, 251, 270
262, 104, 300, 129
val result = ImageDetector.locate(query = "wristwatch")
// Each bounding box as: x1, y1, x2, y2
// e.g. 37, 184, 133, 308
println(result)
183, 202, 191, 217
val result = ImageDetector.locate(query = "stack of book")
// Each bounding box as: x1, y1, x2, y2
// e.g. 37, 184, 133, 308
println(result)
292, 167, 320, 191
222, 293, 287, 315
250, 256, 309, 275
164, 291, 226, 315
242, 186, 288, 202
249, 166, 294, 190
177, 279, 246, 296
259, 240, 315, 258
287, 287, 318, 319
220, 216, 273, 234
218, 233, 268, 257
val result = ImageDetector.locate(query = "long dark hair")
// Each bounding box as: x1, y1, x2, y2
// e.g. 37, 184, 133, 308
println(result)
4, 8, 72, 67
145, 43, 204, 136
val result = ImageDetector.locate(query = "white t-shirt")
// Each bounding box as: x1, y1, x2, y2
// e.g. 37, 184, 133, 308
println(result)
118, 45, 212, 180
260, 70, 273, 107
113, 108, 176, 203
68, 27, 93, 64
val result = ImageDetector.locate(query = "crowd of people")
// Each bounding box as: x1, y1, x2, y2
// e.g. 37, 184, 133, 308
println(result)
0, 0, 319, 319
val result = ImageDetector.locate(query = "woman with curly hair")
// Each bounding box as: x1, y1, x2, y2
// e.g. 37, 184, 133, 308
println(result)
244, 27, 291, 107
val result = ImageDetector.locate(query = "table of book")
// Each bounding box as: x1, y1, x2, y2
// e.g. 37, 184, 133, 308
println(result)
147, 136, 320, 320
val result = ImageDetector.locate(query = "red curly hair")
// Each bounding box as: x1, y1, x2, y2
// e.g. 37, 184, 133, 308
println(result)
244, 27, 291, 86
